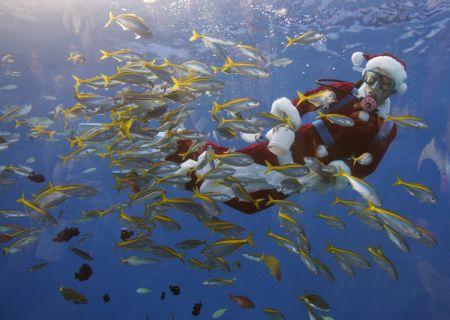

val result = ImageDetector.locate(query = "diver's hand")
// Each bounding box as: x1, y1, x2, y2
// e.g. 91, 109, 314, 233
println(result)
270, 97, 302, 129
322, 160, 351, 190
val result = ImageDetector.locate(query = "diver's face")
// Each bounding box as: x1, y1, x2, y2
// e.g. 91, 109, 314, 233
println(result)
363, 68, 395, 103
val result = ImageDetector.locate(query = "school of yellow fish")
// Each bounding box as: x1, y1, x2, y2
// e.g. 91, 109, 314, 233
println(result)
0, 11, 438, 320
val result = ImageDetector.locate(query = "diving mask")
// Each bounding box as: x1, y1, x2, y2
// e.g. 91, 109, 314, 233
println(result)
363, 69, 396, 93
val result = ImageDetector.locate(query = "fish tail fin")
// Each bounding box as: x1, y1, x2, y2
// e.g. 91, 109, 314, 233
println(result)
66, 137, 80, 148
225, 56, 234, 65
100, 74, 110, 88
392, 175, 402, 186
99, 50, 110, 60
97, 152, 110, 161
72, 75, 82, 89
113, 175, 122, 190
179, 253, 186, 264
264, 160, 273, 174
217, 117, 227, 128
2, 248, 9, 255
266, 194, 275, 205
170, 76, 183, 90
246, 232, 255, 247
211, 101, 221, 120
211, 66, 220, 74
295, 90, 306, 107
58, 155, 70, 165
67, 52, 74, 61
265, 228, 273, 237
189, 30, 200, 41
352, 156, 358, 166
286, 36, 295, 48
325, 240, 333, 253
14, 119, 24, 128
331, 194, 341, 206
104, 11, 115, 28
253, 197, 266, 209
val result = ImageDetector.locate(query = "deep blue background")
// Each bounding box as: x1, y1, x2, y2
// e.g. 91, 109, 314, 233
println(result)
0, 0, 449, 319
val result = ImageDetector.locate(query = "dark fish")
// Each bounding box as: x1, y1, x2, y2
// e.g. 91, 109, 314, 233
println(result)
169, 285, 180, 295
229, 293, 255, 308
120, 229, 134, 241
0, 136, 6, 143
192, 302, 202, 316
103, 293, 110, 303
27, 172, 45, 183
27, 261, 50, 272
160, 291, 166, 300
75, 263, 92, 281
70, 247, 94, 261
59, 287, 88, 304
53, 227, 80, 242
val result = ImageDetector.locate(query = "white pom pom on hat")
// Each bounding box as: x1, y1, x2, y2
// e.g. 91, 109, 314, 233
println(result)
351, 51, 407, 95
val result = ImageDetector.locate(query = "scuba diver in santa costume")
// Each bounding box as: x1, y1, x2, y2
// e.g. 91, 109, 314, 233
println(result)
167, 51, 408, 214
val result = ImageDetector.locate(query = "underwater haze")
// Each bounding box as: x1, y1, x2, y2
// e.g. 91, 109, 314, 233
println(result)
1, 0, 450, 319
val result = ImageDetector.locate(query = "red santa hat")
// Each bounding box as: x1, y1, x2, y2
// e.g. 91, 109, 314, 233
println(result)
352, 52, 407, 95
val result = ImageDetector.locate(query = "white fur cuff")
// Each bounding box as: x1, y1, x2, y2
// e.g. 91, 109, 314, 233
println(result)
271, 97, 302, 129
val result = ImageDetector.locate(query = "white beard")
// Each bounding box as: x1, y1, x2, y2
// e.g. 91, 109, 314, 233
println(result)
357, 83, 390, 119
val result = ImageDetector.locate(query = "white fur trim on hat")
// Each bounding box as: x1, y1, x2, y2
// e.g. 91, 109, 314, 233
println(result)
351, 52, 365, 66
358, 111, 370, 122
316, 145, 328, 158
271, 97, 302, 129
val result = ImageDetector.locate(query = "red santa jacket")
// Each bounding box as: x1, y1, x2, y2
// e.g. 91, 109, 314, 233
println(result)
167, 81, 397, 214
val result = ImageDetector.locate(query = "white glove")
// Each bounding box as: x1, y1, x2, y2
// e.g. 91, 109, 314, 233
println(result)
270, 97, 302, 129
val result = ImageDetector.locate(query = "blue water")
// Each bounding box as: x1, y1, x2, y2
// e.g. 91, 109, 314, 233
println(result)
1, 0, 450, 319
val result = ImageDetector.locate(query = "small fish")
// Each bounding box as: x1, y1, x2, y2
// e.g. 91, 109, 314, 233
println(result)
286, 30, 325, 47
175, 239, 207, 250
229, 293, 255, 309
67, 52, 86, 64
234, 43, 268, 65
315, 257, 335, 283
25, 157, 36, 164
367, 245, 398, 280
0, 84, 18, 91
325, 241, 371, 270
189, 30, 237, 46
136, 287, 152, 294
27, 261, 50, 272
120, 229, 134, 241
103, 294, 110, 303
82, 167, 97, 174
153, 214, 182, 231
59, 287, 88, 304
211, 98, 260, 120
299, 294, 330, 312
296, 90, 336, 108
385, 114, 428, 129
334, 168, 381, 206
416, 226, 438, 248
364, 201, 420, 240
392, 176, 437, 203
264, 160, 310, 178
262, 255, 282, 282
212, 307, 227, 319
70, 247, 94, 261
383, 223, 410, 253
169, 285, 180, 295
121, 256, 161, 266
315, 212, 346, 230
202, 277, 236, 286
105, 12, 153, 39
317, 111, 354, 127
192, 302, 202, 316
352, 152, 373, 166
75, 263, 92, 281
160, 292, 166, 300
299, 248, 319, 275
272, 58, 293, 67
263, 307, 286, 320
99, 49, 145, 62
201, 233, 255, 258
53, 227, 79, 242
